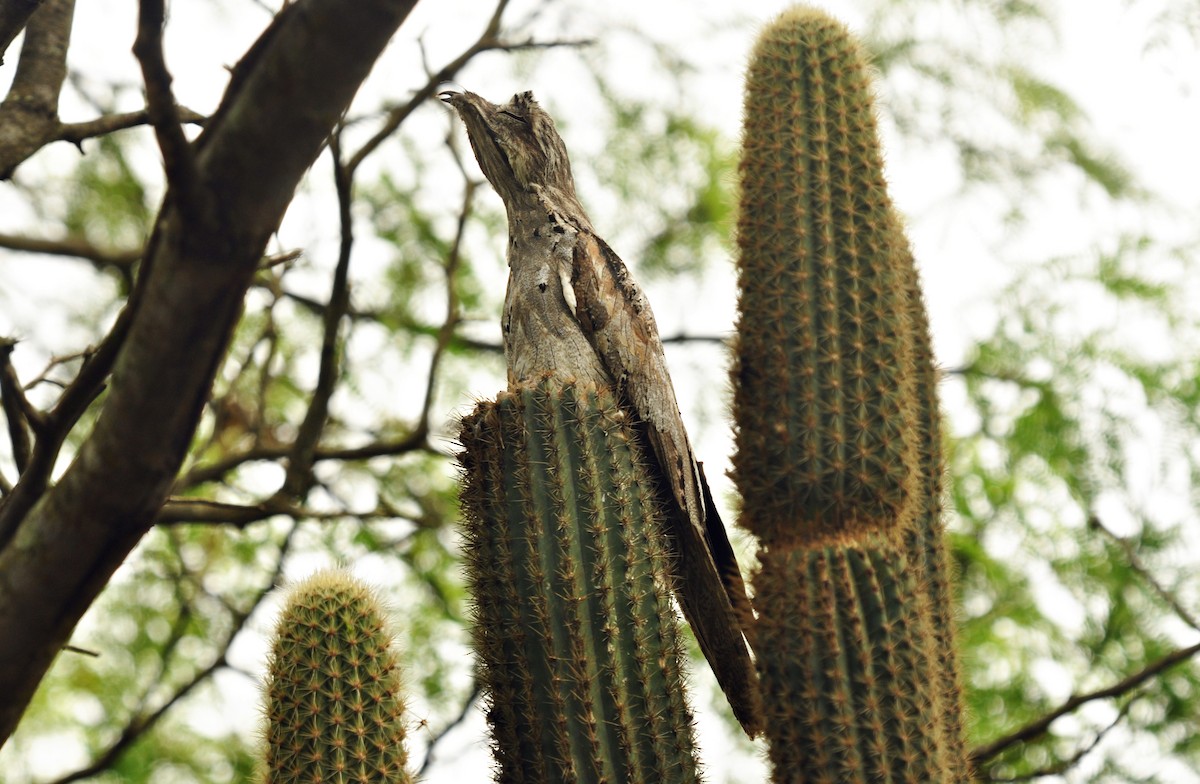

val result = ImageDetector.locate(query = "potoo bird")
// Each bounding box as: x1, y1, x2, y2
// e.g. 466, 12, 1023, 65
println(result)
442, 89, 763, 737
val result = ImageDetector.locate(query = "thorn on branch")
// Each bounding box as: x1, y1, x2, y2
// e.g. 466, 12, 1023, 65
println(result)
56, 105, 207, 148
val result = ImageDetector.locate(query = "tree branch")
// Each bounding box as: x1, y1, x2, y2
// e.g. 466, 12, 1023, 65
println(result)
0, 230, 141, 269
1089, 514, 1200, 631
0, 338, 37, 473
982, 698, 1136, 783
132, 0, 199, 209
0, 0, 75, 178
280, 134, 355, 498
48, 524, 300, 783
411, 135, 475, 444
970, 639, 1200, 770
345, 0, 590, 175
57, 104, 205, 147
0, 0, 420, 743
155, 496, 399, 527
175, 430, 433, 490
0, 0, 43, 66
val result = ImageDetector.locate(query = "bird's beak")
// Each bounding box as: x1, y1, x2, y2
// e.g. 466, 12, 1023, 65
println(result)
440, 90, 525, 205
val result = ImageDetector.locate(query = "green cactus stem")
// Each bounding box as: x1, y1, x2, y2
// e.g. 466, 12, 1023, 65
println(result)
900, 241, 972, 780
732, 5, 916, 549
263, 570, 411, 784
733, 6, 971, 782
458, 380, 700, 784
755, 539, 949, 783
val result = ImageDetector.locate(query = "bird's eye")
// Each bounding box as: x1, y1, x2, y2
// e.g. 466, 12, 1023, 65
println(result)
500, 110, 527, 124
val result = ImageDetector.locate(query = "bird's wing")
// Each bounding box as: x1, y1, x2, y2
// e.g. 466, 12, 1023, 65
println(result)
569, 229, 764, 737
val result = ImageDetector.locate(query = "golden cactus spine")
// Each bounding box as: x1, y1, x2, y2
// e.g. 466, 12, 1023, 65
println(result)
263, 570, 412, 784
458, 381, 700, 784
733, 7, 969, 782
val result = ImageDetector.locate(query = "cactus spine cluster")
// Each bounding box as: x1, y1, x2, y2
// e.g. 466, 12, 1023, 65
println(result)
262, 570, 412, 784
733, 6, 915, 549
458, 381, 700, 784
901, 245, 972, 779
733, 6, 968, 783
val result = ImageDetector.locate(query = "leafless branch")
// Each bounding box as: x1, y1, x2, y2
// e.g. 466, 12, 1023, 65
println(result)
49, 524, 300, 783
411, 135, 475, 443
0, 0, 75, 178
0, 230, 141, 269
970, 639, 1200, 769
0, 323, 118, 548
176, 430, 433, 491
155, 496, 399, 527
0, 339, 37, 472
0, 0, 420, 742
57, 104, 205, 147
19, 348, 90, 391
280, 135, 355, 498
983, 698, 1137, 782
346, 0, 591, 174
1089, 514, 1200, 631
132, 0, 198, 207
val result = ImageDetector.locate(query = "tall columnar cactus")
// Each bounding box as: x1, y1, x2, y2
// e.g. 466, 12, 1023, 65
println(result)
732, 6, 968, 783
262, 570, 412, 784
900, 242, 972, 780
458, 381, 700, 784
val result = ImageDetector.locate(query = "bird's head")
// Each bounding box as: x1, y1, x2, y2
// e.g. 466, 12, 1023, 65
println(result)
440, 90, 580, 213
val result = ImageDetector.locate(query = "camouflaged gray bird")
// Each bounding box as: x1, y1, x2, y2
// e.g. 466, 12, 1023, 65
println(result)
443, 89, 763, 737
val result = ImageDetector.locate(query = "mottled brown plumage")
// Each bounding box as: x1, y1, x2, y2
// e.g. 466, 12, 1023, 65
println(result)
442, 89, 763, 736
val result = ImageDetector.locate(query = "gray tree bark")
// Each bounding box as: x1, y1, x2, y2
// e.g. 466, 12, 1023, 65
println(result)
0, 0, 419, 744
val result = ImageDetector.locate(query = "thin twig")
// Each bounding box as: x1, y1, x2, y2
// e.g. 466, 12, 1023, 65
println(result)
49, 523, 300, 784
0, 316, 120, 548
983, 698, 1137, 782
346, 0, 591, 174
280, 134, 355, 498
417, 680, 481, 778
411, 138, 475, 443
56, 105, 206, 148
970, 639, 1200, 768
131, 0, 199, 209
174, 431, 433, 490
1089, 514, 1200, 631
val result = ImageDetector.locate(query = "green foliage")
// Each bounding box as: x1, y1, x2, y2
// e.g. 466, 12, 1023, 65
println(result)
263, 570, 411, 784
951, 238, 1200, 780
458, 381, 700, 784
588, 91, 738, 278
64, 134, 153, 253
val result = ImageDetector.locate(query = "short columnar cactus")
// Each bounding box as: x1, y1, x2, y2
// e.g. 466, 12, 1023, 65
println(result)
732, 6, 968, 782
458, 380, 701, 784
262, 570, 412, 784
